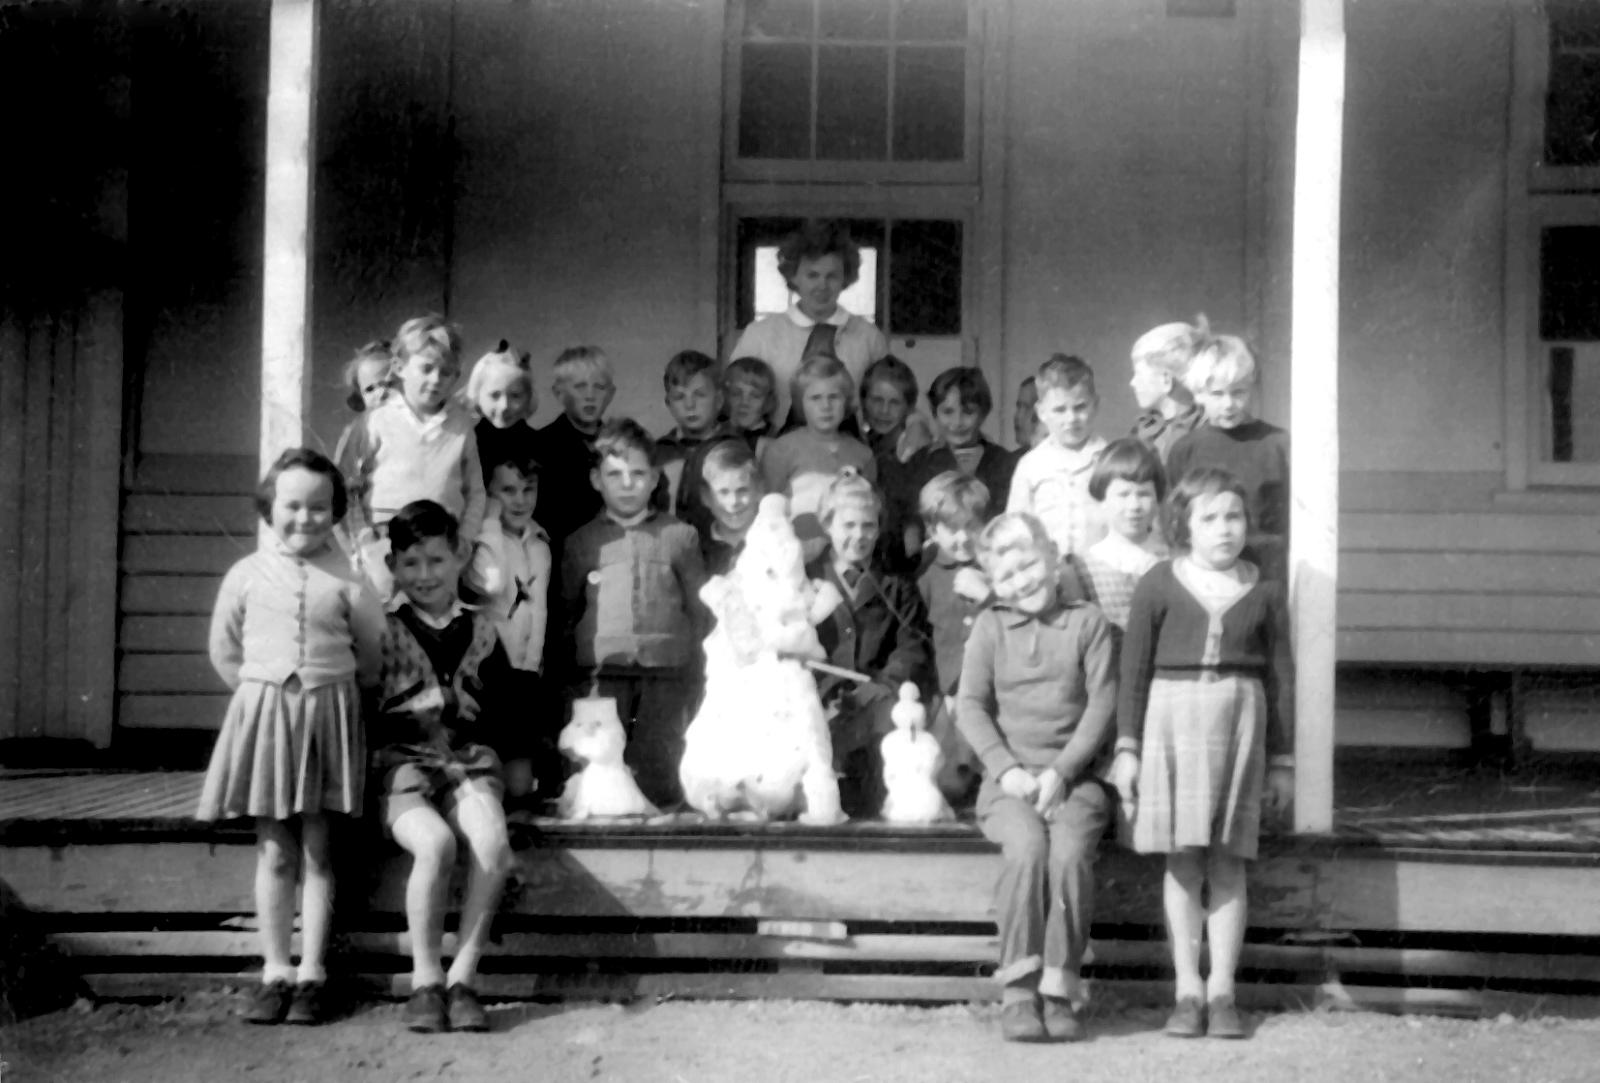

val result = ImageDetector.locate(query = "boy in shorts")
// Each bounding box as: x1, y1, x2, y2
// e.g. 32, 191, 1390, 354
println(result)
374, 500, 518, 1034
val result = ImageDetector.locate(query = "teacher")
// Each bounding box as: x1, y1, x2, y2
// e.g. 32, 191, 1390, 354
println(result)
728, 219, 889, 433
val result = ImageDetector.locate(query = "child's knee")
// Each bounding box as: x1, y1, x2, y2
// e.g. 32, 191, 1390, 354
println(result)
396, 812, 458, 869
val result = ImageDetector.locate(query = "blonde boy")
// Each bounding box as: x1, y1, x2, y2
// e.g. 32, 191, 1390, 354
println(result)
760, 355, 877, 553
697, 438, 763, 576
1005, 354, 1108, 562
1165, 332, 1290, 581
1129, 317, 1208, 464
958, 511, 1115, 1043
533, 346, 616, 551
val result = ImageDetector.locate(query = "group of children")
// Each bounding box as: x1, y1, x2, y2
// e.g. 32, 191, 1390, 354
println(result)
195, 221, 1294, 1043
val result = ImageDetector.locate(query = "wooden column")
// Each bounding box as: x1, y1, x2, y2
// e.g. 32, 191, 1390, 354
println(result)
260, 0, 319, 469
1289, 0, 1344, 834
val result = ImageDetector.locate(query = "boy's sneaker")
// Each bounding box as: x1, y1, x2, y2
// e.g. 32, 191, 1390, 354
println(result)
284, 980, 329, 1025
245, 979, 293, 1025
1205, 994, 1246, 1039
405, 983, 449, 1033
1040, 996, 1083, 1042
1164, 996, 1205, 1038
998, 998, 1048, 1043
447, 983, 489, 1032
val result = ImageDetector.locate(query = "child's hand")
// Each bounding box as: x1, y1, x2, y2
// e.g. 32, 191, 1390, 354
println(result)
1033, 767, 1064, 815
896, 414, 939, 463
1264, 764, 1294, 823
999, 766, 1038, 802
952, 566, 992, 604
1110, 750, 1139, 807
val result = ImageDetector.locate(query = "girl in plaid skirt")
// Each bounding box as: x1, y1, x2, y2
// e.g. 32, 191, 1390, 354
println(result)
1111, 467, 1294, 1041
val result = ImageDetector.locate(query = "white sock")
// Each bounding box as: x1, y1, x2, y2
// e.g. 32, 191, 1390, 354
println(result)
263, 963, 296, 986
296, 960, 327, 985
445, 956, 478, 990
412, 964, 446, 990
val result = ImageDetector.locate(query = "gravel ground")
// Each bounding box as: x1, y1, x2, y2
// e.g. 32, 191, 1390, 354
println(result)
5, 992, 1600, 1083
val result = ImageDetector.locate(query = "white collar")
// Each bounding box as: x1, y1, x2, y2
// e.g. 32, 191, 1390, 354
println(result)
388, 595, 471, 629
786, 301, 852, 330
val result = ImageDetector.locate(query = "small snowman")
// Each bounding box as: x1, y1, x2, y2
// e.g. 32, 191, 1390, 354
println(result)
879, 682, 954, 824
556, 693, 659, 820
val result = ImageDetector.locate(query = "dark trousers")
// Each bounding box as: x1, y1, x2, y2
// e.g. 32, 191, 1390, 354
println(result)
574, 669, 702, 808
829, 688, 897, 818
977, 774, 1111, 999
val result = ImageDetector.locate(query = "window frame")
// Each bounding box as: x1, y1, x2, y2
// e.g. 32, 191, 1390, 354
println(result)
1506, 6, 1600, 488
721, 0, 984, 185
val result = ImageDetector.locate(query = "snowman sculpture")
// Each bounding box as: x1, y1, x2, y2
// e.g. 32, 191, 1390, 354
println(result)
678, 494, 847, 824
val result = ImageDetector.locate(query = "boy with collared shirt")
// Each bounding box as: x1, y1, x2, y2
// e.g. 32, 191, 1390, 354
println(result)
1006, 354, 1109, 562
805, 471, 932, 818
695, 438, 762, 576
656, 349, 733, 534
958, 511, 1116, 1045
373, 501, 518, 1035
557, 418, 707, 806
476, 451, 553, 800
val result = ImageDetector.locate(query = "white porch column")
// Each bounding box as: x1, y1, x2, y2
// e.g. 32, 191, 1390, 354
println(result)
1290, 0, 1343, 834
260, 0, 319, 470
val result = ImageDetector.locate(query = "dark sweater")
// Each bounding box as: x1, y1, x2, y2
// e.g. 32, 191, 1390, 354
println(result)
1116, 559, 1294, 757
1166, 419, 1290, 580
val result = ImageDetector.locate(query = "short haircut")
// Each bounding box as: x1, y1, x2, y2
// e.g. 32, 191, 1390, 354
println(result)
488, 451, 542, 482
817, 467, 881, 526
663, 349, 719, 393
723, 356, 779, 427
792, 354, 854, 405
777, 219, 862, 289
341, 340, 393, 412
1184, 331, 1259, 392
918, 470, 991, 530
701, 437, 758, 485
927, 366, 993, 419
1163, 466, 1251, 552
1131, 314, 1209, 382
387, 499, 460, 553
393, 315, 462, 368
1089, 437, 1168, 502
552, 345, 613, 388
465, 339, 536, 411
975, 511, 1056, 571
593, 417, 657, 467
862, 355, 917, 407
1036, 353, 1096, 397
256, 447, 348, 523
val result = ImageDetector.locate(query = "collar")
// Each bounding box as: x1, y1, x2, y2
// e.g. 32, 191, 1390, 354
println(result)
388, 595, 472, 629
267, 536, 336, 562
1045, 435, 1108, 469
501, 519, 550, 544
786, 301, 852, 330
605, 508, 658, 529
935, 554, 979, 572
710, 520, 748, 546
995, 598, 1079, 630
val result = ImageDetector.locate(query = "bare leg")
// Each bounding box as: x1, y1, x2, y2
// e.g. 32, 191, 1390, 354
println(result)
255, 818, 301, 984
444, 788, 514, 989
390, 805, 457, 988
296, 813, 333, 983
1204, 851, 1248, 1000
1164, 850, 1207, 1001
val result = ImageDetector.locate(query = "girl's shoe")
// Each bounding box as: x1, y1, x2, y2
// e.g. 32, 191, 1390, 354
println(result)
999, 999, 1048, 1043
447, 983, 489, 1032
245, 979, 294, 1025
1205, 995, 1246, 1039
285, 980, 328, 1025
1163, 996, 1205, 1038
405, 984, 449, 1033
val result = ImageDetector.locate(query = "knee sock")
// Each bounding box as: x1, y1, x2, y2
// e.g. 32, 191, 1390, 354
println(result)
263, 962, 296, 986
295, 960, 327, 985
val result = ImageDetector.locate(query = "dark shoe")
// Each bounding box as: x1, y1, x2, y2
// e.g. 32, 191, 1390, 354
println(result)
1040, 996, 1084, 1042
999, 998, 1049, 1043
405, 983, 449, 1033
1206, 994, 1246, 1039
245, 979, 293, 1025
284, 980, 328, 1025
1164, 996, 1205, 1038
447, 983, 489, 1033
